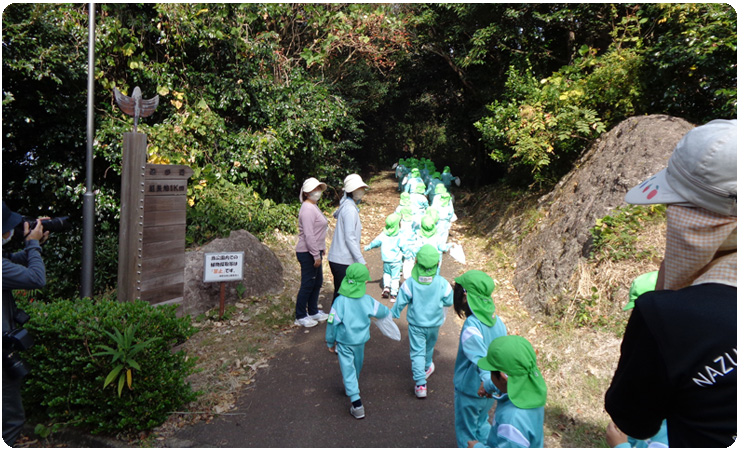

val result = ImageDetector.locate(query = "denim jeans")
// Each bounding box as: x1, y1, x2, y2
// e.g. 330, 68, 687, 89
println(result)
296, 252, 323, 320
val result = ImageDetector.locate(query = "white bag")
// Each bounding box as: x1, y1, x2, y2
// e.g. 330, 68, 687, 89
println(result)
373, 313, 401, 341
449, 244, 466, 264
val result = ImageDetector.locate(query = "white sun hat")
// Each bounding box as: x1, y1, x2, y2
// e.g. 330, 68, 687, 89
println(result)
343, 174, 369, 193
624, 119, 737, 217
299, 177, 327, 202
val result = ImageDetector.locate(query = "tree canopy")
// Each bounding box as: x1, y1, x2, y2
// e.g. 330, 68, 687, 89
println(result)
2, 3, 736, 298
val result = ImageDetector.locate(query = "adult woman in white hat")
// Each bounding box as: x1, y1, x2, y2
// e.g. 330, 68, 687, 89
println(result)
605, 119, 736, 447
328, 174, 369, 300
294, 177, 330, 328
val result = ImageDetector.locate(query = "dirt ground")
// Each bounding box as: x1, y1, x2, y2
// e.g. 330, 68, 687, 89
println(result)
18, 170, 663, 448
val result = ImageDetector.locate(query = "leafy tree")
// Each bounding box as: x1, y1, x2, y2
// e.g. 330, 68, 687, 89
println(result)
2, 3, 408, 298
472, 3, 735, 186
638, 3, 736, 122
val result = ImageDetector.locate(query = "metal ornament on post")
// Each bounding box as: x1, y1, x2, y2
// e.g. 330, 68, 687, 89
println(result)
113, 87, 159, 134
114, 86, 159, 303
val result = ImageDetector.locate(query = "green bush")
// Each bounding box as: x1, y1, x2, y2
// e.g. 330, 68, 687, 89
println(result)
590, 204, 666, 262
187, 177, 298, 246
18, 297, 198, 435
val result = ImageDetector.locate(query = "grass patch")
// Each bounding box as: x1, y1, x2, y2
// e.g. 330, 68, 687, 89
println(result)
253, 296, 295, 328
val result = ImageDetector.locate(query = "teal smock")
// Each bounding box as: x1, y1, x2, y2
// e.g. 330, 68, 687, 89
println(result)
474, 392, 544, 448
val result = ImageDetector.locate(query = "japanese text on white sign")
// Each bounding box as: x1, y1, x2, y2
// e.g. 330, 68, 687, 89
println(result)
203, 252, 244, 282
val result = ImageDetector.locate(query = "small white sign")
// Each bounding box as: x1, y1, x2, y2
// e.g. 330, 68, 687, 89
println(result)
203, 252, 244, 283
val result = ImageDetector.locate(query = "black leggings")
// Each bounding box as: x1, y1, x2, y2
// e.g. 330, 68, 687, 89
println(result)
328, 261, 349, 301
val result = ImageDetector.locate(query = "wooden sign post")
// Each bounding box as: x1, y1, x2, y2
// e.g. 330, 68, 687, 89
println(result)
117, 132, 147, 303
140, 164, 194, 307
114, 86, 194, 307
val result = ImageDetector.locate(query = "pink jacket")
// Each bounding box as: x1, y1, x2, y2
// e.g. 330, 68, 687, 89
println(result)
296, 201, 328, 260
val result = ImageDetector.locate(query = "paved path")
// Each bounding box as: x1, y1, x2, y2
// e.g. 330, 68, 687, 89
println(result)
174, 257, 465, 448
172, 172, 472, 447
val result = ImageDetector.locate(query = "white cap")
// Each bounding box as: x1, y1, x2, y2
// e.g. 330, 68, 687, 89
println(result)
299, 177, 327, 202
343, 174, 369, 193
625, 119, 737, 217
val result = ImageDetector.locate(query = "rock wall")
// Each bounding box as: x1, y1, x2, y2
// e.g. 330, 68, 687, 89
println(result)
182, 230, 284, 317
512, 115, 694, 314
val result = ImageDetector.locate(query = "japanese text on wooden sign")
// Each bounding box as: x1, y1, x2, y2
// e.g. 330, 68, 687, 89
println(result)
203, 252, 244, 283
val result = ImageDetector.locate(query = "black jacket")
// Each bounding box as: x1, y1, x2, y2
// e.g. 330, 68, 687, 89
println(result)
605, 283, 736, 448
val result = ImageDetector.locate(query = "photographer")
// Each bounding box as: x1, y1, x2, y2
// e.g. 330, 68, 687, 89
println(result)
2, 202, 48, 447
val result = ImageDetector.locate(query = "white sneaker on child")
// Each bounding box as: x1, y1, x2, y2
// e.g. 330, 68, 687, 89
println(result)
425, 361, 435, 379
350, 404, 365, 419
415, 384, 427, 399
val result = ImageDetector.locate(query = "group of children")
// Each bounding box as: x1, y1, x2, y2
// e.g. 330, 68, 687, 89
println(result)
325, 252, 547, 447
321, 156, 674, 447
363, 158, 458, 302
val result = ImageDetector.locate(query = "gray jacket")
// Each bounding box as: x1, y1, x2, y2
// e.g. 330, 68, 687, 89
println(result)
327, 195, 365, 266
3, 240, 45, 335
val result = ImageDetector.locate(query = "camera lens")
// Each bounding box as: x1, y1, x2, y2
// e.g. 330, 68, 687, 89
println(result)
14, 216, 71, 238
40, 216, 71, 233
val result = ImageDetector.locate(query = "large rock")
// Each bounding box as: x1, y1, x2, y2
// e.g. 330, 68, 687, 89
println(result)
513, 115, 694, 314
182, 230, 284, 317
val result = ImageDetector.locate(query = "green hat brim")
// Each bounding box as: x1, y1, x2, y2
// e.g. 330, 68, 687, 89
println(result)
477, 336, 547, 409
338, 263, 371, 298
455, 271, 496, 327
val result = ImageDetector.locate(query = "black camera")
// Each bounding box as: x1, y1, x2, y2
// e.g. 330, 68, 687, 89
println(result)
3, 328, 34, 352
13, 216, 71, 240
3, 353, 30, 379
2, 309, 34, 380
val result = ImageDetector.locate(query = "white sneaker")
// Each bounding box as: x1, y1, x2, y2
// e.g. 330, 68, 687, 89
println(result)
350, 404, 365, 419
415, 384, 427, 399
425, 361, 435, 379
308, 311, 329, 322
294, 316, 318, 328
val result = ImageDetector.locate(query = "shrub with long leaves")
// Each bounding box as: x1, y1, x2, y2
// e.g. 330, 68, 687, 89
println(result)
93, 324, 157, 397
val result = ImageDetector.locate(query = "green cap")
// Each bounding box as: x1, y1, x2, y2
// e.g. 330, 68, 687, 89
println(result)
433, 172, 441, 179
623, 271, 658, 311
399, 207, 413, 222
411, 244, 439, 285
338, 263, 371, 298
478, 336, 547, 409
443, 166, 450, 173
410, 168, 420, 178
399, 192, 411, 206
435, 184, 448, 195
454, 270, 496, 327
439, 192, 451, 207
414, 183, 426, 195
420, 215, 437, 238
385, 213, 400, 236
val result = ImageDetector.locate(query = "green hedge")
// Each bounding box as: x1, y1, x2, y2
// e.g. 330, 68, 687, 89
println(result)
187, 178, 299, 246
18, 297, 198, 435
